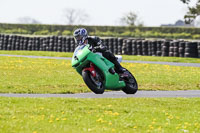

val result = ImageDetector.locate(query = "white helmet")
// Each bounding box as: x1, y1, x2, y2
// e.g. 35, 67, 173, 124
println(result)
73, 28, 88, 45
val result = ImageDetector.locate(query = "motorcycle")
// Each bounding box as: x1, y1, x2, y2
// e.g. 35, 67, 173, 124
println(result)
71, 44, 138, 94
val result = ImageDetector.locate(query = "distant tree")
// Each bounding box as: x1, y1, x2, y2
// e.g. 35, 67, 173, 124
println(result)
181, 0, 190, 4
63, 8, 89, 25
175, 20, 185, 26
194, 16, 200, 27
161, 20, 185, 27
119, 11, 143, 26
181, 0, 200, 24
17, 17, 41, 24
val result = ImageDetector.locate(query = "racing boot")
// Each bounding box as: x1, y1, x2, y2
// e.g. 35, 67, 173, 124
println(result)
112, 60, 126, 74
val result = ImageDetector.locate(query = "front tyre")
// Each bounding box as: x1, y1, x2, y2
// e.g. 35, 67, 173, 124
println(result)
82, 70, 105, 94
122, 70, 138, 94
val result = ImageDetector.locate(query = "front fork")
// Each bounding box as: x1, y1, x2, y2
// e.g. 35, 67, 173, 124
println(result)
83, 63, 96, 77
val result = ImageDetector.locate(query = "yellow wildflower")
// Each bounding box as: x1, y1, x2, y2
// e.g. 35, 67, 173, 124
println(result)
62, 118, 67, 121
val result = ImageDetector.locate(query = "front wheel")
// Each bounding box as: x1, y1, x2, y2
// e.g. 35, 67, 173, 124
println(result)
121, 70, 138, 94
82, 70, 105, 94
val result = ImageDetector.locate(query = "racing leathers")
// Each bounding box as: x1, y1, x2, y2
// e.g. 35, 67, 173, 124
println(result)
86, 36, 125, 73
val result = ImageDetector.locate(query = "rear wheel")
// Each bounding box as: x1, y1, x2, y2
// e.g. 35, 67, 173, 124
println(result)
121, 69, 138, 94
82, 70, 105, 94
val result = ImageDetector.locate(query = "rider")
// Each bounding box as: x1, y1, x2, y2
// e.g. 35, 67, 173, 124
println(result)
73, 28, 126, 73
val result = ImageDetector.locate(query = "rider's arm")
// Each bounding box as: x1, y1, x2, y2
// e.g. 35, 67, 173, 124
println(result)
92, 37, 107, 52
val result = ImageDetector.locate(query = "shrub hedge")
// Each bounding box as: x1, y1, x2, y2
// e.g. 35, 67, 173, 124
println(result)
1, 23, 200, 39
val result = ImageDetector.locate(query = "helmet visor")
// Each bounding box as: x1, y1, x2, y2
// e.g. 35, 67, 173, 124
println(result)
75, 35, 82, 42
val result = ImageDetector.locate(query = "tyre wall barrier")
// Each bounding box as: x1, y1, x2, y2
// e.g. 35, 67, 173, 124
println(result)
0, 34, 199, 58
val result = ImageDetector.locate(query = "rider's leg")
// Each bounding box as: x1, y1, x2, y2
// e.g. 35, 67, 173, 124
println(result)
102, 50, 126, 73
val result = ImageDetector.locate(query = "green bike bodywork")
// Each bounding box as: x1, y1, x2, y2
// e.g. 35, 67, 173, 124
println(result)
71, 44, 125, 90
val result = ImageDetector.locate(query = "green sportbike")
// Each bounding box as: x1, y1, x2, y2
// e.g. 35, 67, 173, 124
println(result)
71, 44, 138, 94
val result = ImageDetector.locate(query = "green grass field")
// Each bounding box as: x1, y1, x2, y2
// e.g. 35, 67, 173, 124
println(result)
0, 97, 200, 133
0, 51, 200, 133
0, 55, 199, 93
0, 50, 200, 63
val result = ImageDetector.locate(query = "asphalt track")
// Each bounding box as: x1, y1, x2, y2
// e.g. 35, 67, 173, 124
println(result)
0, 91, 200, 98
0, 54, 200, 67
0, 54, 200, 98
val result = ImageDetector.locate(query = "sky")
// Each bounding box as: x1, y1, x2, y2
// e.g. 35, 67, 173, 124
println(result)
0, 0, 197, 26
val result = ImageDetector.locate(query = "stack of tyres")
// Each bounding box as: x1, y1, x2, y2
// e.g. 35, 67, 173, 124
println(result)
47, 37, 51, 51
0, 34, 200, 58
161, 41, 170, 56
49, 36, 55, 52
41, 37, 45, 51
127, 39, 132, 55
0, 34, 6, 50
136, 40, 142, 55
142, 40, 148, 56
3, 35, 7, 50
185, 42, 198, 58
60, 36, 66, 52
43, 37, 49, 51
1, 35, 5, 50
198, 42, 200, 58
1, 34, 4, 50
169, 41, 174, 57
151, 41, 157, 56
65, 37, 71, 52
70, 37, 75, 52
35, 37, 40, 51
57, 36, 61, 52
69, 37, 74, 52
31, 37, 35, 51
0, 34, 2, 50
108, 38, 114, 53
122, 39, 127, 55
61, 37, 66, 52
58, 36, 62, 52
39, 38, 44, 51
148, 41, 152, 56
3, 35, 9, 50
50, 36, 55, 52
15, 35, 18, 50
103, 38, 109, 50
27, 38, 33, 51
65, 37, 69, 52
113, 38, 118, 55
19, 36, 23, 50
7, 35, 12, 50
17, 36, 22, 50
117, 38, 123, 55
44, 37, 48, 51
156, 40, 162, 56
55, 36, 59, 52
179, 41, 185, 57
13, 35, 18, 50
54, 36, 60, 52
22, 37, 27, 50
173, 41, 179, 57
122, 39, 132, 55
132, 40, 137, 55
46, 37, 49, 51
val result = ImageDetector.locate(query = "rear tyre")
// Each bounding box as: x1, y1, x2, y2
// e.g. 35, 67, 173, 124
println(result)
122, 70, 138, 94
82, 70, 105, 94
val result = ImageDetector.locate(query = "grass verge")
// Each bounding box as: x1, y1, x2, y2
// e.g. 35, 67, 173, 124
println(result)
0, 50, 200, 63
0, 56, 199, 93
0, 97, 200, 133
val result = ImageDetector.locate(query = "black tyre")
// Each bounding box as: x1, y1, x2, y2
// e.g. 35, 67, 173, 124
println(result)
82, 70, 105, 94
122, 70, 138, 94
